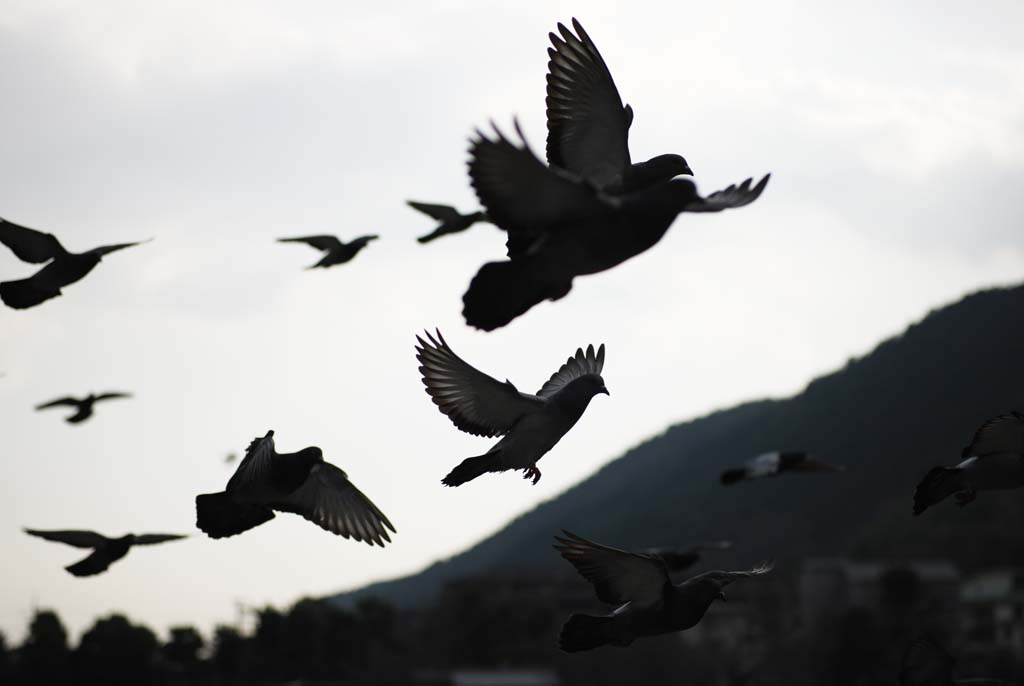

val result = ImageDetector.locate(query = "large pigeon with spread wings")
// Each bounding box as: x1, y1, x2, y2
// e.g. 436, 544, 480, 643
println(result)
0, 217, 147, 309
461, 122, 769, 330
554, 530, 772, 652
35, 392, 132, 424
277, 234, 377, 269
913, 412, 1024, 515
195, 430, 395, 546
24, 528, 186, 577
416, 330, 608, 486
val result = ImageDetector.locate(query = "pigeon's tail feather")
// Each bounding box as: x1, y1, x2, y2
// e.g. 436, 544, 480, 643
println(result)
720, 468, 747, 485
195, 492, 275, 538
558, 613, 616, 653
0, 279, 60, 309
913, 466, 961, 516
441, 454, 496, 487
462, 259, 571, 331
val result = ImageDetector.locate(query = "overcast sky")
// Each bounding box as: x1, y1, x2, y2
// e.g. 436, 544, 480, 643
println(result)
2, 0, 1022, 641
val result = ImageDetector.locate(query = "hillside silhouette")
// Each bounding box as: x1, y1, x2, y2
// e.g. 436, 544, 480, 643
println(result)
329, 283, 1024, 609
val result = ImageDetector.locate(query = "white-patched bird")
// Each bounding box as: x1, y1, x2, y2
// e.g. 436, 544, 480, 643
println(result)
720, 450, 844, 485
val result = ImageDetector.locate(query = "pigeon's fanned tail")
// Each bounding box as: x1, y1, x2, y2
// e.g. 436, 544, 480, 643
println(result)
0, 278, 60, 309
720, 468, 746, 485
463, 259, 571, 331
441, 454, 497, 487
195, 492, 275, 538
913, 466, 961, 516
558, 613, 616, 653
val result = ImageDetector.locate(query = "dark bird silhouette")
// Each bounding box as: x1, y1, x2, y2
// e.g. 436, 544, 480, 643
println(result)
407, 201, 490, 243
196, 430, 395, 546
554, 530, 772, 652
0, 217, 147, 309
24, 528, 186, 577
277, 234, 378, 269
913, 412, 1024, 515
643, 541, 733, 573
720, 450, 844, 485
899, 634, 1011, 685
545, 19, 693, 193
416, 330, 608, 487
35, 392, 132, 424
461, 122, 768, 330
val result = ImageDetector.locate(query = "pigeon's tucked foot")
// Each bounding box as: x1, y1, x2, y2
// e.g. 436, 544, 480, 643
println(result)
955, 489, 977, 507
195, 492, 275, 538
523, 465, 542, 485
558, 613, 617, 653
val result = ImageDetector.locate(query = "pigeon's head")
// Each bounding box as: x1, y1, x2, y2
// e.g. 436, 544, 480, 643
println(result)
298, 446, 324, 462
647, 153, 693, 179
570, 373, 610, 398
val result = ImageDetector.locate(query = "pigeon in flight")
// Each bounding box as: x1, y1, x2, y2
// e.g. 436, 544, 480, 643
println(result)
545, 19, 693, 194
35, 392, 132, 424
277, 234, 378, 269
24, 528, 186, 577
720, 450, 844, 485
642, 541, 733, 573
461, 122, 769, 330
195, 430, 395, 546
899, 634, 1011, 685
407, 201, 490, 244
0, 217, 147, 309
913, 412, 1024, 516
416, 330, 608, 486
554, 530, 772, 652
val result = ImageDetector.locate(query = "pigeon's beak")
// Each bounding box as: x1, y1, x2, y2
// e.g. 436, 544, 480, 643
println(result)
600, 386, 610, 396
716, 590, 727, 602
681, 164, 694, 176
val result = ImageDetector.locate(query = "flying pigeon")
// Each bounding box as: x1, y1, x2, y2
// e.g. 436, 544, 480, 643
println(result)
24, 528, 186, 577
720, 450, 844, 485
0, 217, 147, 309
899, 634, 1011, 686
407, 201, 490, 244
195, 430, 395, 546
461, 122, 768, 330
35, 392, 132, 424
277, 234, 378, 269
545, 19, 693, 194
642, 541, 733, 573
554, 530, 772, 652
416, 330, 608, 486
913, 412, 1024, 515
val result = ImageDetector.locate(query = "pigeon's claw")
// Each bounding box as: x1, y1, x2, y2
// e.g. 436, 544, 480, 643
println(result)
523, 465, 542, 485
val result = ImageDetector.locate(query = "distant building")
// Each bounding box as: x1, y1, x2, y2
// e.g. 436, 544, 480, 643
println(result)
961, 569, 1024, 655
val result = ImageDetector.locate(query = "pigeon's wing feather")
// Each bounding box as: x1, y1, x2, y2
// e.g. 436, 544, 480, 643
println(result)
537, 344, 605, 398
417, 330, 543, 437
35, 397, 82, 410
899, 635, 955, 686
545, 19, 631, 188
132, 534, 187, 545
24, 528, 107, 548
87, 240, 147, 257
0, 218, 65, 263
963, 413, 1024, 457
277, 235, 343, 251
406, 201, 461, 222
554, 530, 669, 607
92, 392, 131, 403
271, 463, 395, 547
66, 549, 118, 576
684, 175, 771, 213
226, 432, 277, 491
692, 562, 774, 587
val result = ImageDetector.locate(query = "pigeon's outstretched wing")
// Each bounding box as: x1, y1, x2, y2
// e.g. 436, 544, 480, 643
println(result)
277, 235, 343, 252
87, 240, 149, 258
132, 534, 187, 545
554, 530, 669, 608
545, 18, 632, 189
66, 549, 119, 577
416, 329, 544, 437
35, 397, 82, 411
0, 218, 65, 263
226, 431, 278, 491
536, 344, 605, 398
683, 175, 771, 213
24, 528, 107, 548
962, 413, 1024, 457
691, 562, 774, 587
93, 392, 132, 403
407, 201, 462, 222
899, 635, 955, 686
271, 463, 395, 547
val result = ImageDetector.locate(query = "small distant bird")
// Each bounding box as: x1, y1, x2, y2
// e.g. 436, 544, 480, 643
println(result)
0, 217, 147, 309
225, 452, 237, 464
461, 122, 768, 330
555, 530, 772, 652
196, 430, 395, 546
643, 541, 733, 573
913, 412, 1024, 516
899, 634, 1011, 685
35, 392, 132, 424
277, 234, 378, 269
416, 330, 608, 486
720, 450, 844, 485
24, 528, 186, 577
407, 201, 490, 243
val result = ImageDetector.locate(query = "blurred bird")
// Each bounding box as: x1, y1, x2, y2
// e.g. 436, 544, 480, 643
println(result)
24, 528, 186, 577
913, 412, 1024, 516
899, 634, 1011, 685
720, 450, 844, 485
277, 234, 378, 269
35, 392, 132, 424
196, 430, 395, 546
462, 122, 768, 330
554, 530, 772, 652
0, 217, 147, 309
643, 541, 733, 573
407, 201, 490, 243
225, 452, 237, 464
416, 330, 608, 486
